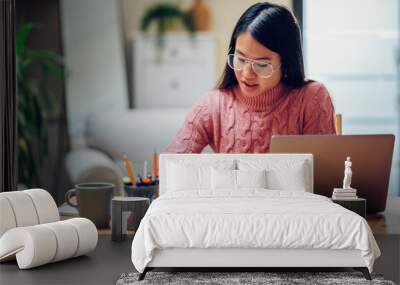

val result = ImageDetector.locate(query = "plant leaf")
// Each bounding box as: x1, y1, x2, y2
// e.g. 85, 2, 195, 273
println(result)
16, 22, 34, 55
16, 21, 66, 187
140, 3, 195, 35
26, 49, 64, 65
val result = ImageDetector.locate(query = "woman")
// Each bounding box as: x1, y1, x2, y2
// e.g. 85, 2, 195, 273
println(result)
166, 2, 336, 153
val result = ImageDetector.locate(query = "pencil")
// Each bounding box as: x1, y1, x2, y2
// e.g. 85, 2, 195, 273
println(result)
152, 150, 159, 179
123, 154, 136, 185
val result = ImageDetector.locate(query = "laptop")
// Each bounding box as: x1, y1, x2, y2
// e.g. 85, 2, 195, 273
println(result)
270, 134, 395, 213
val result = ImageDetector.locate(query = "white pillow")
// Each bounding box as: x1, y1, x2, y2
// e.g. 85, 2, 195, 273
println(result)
211, 168, 236, 190
167, 160, 235, 191
236, 169, 267, 189
210, 169, 267, 190
266, 161, 307, 191
238, 159, 309, 192
167, 162, 208, 191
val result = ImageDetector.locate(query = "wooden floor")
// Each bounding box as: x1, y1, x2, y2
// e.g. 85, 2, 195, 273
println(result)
1, 197, 399, 285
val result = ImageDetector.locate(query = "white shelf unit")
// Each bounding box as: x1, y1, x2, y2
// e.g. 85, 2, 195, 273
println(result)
132, 32, 216, 109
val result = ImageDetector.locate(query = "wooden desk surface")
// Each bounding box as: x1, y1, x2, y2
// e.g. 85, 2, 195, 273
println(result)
367, 196, 400, 235
59, 215, 133, 236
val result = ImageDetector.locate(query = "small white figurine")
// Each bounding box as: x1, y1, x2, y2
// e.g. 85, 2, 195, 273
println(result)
342, 156, 353, 189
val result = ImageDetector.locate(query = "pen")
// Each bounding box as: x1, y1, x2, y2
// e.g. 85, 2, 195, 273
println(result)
152, 149, 159, 179
123, 154, 136, 185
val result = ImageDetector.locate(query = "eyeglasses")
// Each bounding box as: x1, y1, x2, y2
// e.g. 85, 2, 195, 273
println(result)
227, 53, 280, 78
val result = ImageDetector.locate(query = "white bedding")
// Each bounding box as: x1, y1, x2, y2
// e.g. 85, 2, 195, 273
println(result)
131, 190, 380, 273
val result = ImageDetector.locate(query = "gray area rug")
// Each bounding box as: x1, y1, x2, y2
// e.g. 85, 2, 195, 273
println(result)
116, 271, 396, 285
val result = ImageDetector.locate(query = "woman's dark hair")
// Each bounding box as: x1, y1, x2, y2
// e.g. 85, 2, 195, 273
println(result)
216, 2, 306, 90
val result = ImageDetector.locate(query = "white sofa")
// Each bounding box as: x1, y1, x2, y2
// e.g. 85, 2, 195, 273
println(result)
65, 109, 190, 194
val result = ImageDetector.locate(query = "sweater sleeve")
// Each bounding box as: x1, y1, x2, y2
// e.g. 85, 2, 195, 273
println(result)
164, 94, 213, 153
302, 83, 337, 135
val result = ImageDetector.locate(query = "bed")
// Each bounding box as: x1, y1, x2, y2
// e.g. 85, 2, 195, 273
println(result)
131, 154, 380, 281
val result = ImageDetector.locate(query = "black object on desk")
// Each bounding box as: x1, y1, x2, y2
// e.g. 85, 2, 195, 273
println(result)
331, 198, 367, 218
111, 197, 150, 242
124, 185, 158, 202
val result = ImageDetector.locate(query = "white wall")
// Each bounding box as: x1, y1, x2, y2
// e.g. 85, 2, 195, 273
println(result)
60, 0, 128, 148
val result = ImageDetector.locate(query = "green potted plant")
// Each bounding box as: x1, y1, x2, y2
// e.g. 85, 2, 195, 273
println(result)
16, 22, 66, 188
140, 3, 196, 49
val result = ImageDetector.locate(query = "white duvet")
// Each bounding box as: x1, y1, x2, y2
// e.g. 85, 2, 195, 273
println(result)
131, 190, 380, 273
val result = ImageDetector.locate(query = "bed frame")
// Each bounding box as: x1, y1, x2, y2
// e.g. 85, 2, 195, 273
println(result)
138, 154, 372, 281
139, 248, 371, 280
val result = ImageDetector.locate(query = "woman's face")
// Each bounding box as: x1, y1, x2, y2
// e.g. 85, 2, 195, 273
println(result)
234, 32, 282, 96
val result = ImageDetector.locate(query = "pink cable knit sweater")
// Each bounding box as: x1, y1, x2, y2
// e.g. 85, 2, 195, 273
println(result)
165, 81, 336, 153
